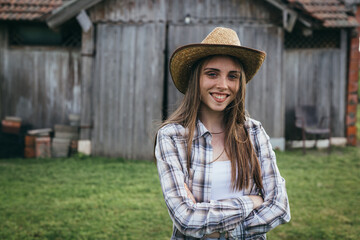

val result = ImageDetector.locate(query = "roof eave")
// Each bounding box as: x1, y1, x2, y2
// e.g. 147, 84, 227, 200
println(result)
46, 0, 103, 29
285, 0, 359, 30
263, 0, 315, 32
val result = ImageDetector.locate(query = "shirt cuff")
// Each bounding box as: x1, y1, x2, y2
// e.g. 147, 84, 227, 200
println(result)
240, 196, 254, 218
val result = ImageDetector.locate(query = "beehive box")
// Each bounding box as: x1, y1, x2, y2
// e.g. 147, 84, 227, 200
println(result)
54, 125, 79, 140
52, 138, 71, 158
36, 137, 51, 158
24, 135, 36, 158
2, 119, 21, 134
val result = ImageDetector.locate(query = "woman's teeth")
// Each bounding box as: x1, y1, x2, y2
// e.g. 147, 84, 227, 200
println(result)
212, 94, 227, 99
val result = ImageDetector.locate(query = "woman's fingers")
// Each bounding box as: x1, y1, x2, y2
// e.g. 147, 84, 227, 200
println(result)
184, 183, 196, 203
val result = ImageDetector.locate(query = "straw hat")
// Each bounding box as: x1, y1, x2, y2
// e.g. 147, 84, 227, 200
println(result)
170, 27, 266, 94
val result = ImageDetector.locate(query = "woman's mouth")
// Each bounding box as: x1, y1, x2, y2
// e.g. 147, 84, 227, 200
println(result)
210, 93, 229, 103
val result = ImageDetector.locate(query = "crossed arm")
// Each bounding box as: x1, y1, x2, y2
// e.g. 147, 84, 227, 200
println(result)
183, 182, 265, 239
184, 183, 264, 209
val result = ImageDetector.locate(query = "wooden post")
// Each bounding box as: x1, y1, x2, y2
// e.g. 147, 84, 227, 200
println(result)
0, 23, 8, 121
80, 24, 95, 140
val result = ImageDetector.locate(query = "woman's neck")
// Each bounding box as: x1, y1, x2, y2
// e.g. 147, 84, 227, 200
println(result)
198, 107, 225, 133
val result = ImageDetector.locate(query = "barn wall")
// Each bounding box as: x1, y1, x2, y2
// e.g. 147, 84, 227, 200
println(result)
89, 0, 167, 23
89, 0, 279, 24
83, 0, 348, 157
166, 0, 280, 24
0, 0, 352, 159
284, 31, 348, 139
91, 23, 165, 159
86, 0, 285, 157
0, 23, 7, 120
0, 29, 81, 128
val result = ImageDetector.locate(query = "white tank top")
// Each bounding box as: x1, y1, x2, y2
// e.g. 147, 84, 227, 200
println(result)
210, 160, 245, 200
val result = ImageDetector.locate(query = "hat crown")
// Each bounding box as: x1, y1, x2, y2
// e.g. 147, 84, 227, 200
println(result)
201, 27, 241, 46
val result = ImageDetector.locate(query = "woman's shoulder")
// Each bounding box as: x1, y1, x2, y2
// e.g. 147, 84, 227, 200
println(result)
157, 122, 187, 138
244, 117, 263, 130
244, 117, 270, 141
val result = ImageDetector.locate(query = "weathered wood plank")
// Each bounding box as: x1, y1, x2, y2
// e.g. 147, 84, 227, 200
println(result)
166, 0, 280, 25
1, 47, 81, 129
92, 23, 165, 159
0, 24, 8, 120
284, 42, 346, 139
89, 0, 167, 23
335, 29, 348, 136
88, 0, 281, 25
80, 26, 95, 139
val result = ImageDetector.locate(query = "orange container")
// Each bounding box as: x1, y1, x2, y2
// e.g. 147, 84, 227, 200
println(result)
2, 120, 21, 134
24, 147, 36, 158
25, 135, 36, 147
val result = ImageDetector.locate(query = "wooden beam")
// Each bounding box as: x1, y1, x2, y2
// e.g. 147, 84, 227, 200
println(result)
80, 26, 95, 140
47, 0, 103, 29
264, 0, 298, 32
283, 9, 297, 32
264, 0, 289, 11
76, 10, 93, 33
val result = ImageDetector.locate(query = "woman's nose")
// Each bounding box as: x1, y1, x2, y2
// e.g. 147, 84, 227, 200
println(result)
216, 76, 227, 89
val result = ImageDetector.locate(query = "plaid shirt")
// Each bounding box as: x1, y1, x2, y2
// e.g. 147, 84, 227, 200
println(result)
155, 118, 290, 240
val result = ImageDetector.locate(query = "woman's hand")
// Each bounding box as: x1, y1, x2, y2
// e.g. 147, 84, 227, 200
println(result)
184, 183, 196, 203
248, 195, 264, 209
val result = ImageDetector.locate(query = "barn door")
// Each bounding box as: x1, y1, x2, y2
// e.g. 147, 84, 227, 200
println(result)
92, 23, 166, 159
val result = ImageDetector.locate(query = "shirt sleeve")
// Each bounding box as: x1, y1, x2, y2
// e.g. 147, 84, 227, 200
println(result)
155, 128, 254, 239
231, 123, 291, 239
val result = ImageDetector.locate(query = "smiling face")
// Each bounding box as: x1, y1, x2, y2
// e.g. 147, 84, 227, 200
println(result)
199, 55, 241, 115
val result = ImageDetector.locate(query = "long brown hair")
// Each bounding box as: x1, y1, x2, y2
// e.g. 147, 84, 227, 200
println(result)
158, 55, 263, 191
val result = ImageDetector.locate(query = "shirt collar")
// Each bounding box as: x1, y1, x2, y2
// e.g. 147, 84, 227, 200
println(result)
194, 119, 211, 140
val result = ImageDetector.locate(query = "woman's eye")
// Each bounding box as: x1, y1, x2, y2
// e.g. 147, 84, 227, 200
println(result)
206, 72, 217, 77
229, 74, 239, 80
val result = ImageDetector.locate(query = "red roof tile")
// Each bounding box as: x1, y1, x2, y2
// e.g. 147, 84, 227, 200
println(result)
287, 0, 358, 28
0, 0, 63, 21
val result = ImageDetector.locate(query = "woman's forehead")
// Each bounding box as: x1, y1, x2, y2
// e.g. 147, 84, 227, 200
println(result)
202, 55, 242, 71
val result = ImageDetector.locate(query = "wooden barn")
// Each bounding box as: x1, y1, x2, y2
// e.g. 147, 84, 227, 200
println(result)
0, 0, 359, 159
0, 0, 81, 130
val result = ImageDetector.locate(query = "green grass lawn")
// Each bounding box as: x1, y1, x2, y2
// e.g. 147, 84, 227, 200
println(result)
1, 147, 359, 240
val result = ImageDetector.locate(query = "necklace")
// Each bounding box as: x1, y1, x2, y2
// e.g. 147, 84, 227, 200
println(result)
211, 148, 225, 163
210, 130, 224, 134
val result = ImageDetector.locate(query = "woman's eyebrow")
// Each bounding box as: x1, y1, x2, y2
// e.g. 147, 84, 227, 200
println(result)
203, 68, 241, 73
203, 68, 220, 72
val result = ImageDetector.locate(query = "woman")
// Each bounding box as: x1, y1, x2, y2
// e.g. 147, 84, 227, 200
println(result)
155, 27, 290, 240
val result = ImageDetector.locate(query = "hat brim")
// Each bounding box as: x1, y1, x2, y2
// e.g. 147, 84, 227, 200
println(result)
170, 44, 266, 94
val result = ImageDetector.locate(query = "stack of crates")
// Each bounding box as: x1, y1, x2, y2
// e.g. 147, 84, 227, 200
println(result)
24, 135, 36, 158
25, 129, 52, 158
52, 125, 79, 157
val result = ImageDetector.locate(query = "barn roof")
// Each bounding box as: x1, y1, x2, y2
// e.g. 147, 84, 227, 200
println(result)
286, 0, 358, 28
0, 0, 358, 28
0, 0, 63, 21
